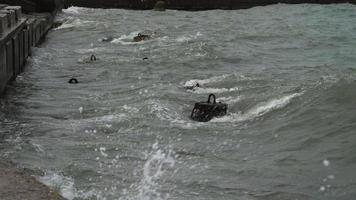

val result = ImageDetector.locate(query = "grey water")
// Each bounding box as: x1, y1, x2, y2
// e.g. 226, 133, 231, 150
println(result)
1, 3, 356, 200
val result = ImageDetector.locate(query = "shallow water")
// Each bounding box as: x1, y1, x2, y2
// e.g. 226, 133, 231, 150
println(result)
1, 4, 356, 200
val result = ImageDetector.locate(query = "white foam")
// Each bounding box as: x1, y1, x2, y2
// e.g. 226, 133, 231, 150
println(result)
211, 93, 302, 123
99, 147, 108, 157
183, 74, 230, 88
31, 142, 44, 153
54, 17, 95, 31
323, 159, 330, 167
39, 172, 76, 200
118, 143, 175, 200
248, 93, 301, 117
62, 6, 83, 15
190, 87, 239, 94
111, 31, 141, 45
217, 96, 241, 104
75, 47, 106, 54
95, 114, 127, 122
137, 143, 175, 200
176, 32, 202, 43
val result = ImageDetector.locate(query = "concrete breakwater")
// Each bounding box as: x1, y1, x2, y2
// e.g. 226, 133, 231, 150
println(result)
65, 0, 356, 10
0, 4, 55, 96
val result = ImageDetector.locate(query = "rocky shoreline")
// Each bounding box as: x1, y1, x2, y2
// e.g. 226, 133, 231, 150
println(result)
0, 160, 65, 200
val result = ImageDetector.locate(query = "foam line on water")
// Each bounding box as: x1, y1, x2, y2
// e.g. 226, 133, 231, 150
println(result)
183, 74, 230, 88
189, 87, 239, 94
211, 92, 302, 123
176, 32, 203, 42
111, 31, 144, 45
217, 96, 241, 104
54, 18, 94, 30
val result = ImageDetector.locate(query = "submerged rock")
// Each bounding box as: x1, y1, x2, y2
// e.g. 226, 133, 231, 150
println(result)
133, 33, 151, 42
99, 36, 114, 42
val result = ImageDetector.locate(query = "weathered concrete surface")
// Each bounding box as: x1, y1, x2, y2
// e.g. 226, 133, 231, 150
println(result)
0, 4, 57, 96
0, 45, 6, 93
0, 160, 65, 200
65, 0, 356, 10
0, 0, 64, 13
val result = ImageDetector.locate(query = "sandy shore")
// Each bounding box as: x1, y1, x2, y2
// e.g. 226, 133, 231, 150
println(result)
0, 160, 65, 200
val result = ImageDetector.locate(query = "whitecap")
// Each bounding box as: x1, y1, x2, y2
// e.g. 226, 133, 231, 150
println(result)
183, 74, 230, 88
111, 31, 141, 45
217, 96, 241, 104
62, 6, 83, 15
54, 18, 93, 30
190, 87, 239, 94
211, 92, 302, 123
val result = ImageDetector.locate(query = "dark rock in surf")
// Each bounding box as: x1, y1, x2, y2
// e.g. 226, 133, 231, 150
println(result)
99, 36, 114, 42
191, 94, 227, 122
185, 82, 200, 90
133, 33, 151, 42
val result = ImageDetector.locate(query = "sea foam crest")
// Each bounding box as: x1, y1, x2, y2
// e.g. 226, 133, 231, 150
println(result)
111, 31, 142, 45
62, 6, 83, 15
183, 74, 230, 88
190, 87, 239, 94
211, 92, 302, 123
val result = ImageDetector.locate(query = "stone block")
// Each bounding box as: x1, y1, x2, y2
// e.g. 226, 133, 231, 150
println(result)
5, 40, 13, 82
0, 45, 6, 95
23, 29, 29, 59
28, 25, 33, 54
5, 6, 22, 23
0, 9, 16, 28
0, 10, 11, 29
0, 13, 8, 37
36, 25, 40, 44
12, 35, 20, 77
19, 31, 24, 68
0, 4, 8, 9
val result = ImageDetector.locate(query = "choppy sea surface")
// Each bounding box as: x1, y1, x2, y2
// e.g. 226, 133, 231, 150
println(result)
1, 4, 356, 200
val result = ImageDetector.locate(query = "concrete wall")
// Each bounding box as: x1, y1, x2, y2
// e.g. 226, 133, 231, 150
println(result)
65, 0, 356, 10
0, 5, 54, 96
0, 0, 64, 13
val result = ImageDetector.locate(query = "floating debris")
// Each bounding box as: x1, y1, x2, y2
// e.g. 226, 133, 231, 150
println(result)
68, 78, 78, 84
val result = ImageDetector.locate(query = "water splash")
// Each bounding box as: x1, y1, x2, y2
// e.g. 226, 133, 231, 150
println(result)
39, 172, 76, 200
183, 74, 230, 88
176, 32, 203, 42
212, 92, 302, 122
112, 31, 143, 45
120, 143, 176, 200
190, 87, 239, 94
62, 6, 83, 15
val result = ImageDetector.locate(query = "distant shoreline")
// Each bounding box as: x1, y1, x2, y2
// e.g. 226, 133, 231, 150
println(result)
64, 0, 356, 10
2, 0, 356, 13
